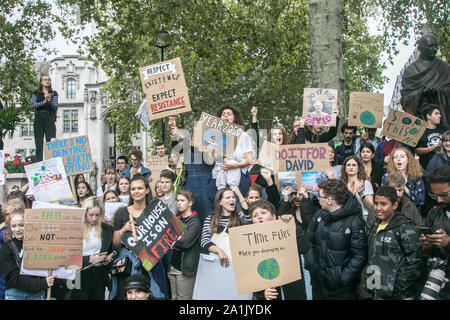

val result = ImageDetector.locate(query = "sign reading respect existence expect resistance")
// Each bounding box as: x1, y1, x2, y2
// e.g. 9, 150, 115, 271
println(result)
139, 57, 192, 121
44, 135, 93, 176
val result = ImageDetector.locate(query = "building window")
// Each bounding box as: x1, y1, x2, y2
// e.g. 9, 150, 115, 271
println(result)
109, 147, 114, 158
63, 109, 78, 133
67, 79, 76, 99
21, 123, 34, 137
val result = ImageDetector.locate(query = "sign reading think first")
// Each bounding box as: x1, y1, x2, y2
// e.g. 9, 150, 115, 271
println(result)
44, 135, 93, 176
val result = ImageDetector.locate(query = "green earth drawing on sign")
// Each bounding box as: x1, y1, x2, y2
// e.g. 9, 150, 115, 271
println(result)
257, 258, 280, 280
360, 111, 376, 125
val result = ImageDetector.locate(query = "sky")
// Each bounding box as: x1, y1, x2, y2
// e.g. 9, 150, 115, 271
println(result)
38, 7, 418, 108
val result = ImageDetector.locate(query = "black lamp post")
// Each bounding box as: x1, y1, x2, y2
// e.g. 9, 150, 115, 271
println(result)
155, 30, 171, 144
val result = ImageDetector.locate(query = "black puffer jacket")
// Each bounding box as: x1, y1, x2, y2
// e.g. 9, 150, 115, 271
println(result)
304, 192, 368, 298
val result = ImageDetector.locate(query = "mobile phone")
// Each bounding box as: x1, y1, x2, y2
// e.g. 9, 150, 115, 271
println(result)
416, 227, 432, 235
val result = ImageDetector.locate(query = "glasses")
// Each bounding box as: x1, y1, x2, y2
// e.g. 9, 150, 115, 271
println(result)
429, 191, 450, 200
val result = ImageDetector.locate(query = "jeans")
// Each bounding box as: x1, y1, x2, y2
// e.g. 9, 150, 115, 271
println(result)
34, 110, 56, 162
5, 288, 45, 300
301, 255, 312, 300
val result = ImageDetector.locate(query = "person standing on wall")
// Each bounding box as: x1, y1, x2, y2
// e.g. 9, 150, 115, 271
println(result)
30, 75, 58, 162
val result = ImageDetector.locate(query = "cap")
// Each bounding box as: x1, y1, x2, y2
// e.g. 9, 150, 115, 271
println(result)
124, 274, 150, 292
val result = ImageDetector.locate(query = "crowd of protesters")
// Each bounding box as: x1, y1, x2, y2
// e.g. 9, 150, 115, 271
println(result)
0, 98, 449, 301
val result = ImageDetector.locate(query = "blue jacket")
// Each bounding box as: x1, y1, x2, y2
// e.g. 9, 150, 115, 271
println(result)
425, 152, 450, 176
335, 140, 356, 165
121, 164, 152, 181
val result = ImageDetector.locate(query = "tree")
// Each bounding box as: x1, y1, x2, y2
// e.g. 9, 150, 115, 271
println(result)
0, 0, 58, 143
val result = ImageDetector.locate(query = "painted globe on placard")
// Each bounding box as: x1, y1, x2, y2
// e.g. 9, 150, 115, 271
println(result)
257, 258, 280, 280
359, 111, 376, 126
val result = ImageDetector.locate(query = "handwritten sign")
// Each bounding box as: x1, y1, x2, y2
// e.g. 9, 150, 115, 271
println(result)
24, 158, 75, 205
192, 112, 245, 158
302, 88, 338, 127
145, 155, 168, 195
139, 57, 191, 120
23, 208, 85, 270
229, 219, 301, 295
381, 109, 427, 147
348, 92, 384, 128
121, 199, 186, 271
44, 135, 93, 176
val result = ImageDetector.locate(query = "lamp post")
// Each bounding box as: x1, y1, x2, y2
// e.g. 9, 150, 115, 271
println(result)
155, 30, 171, 144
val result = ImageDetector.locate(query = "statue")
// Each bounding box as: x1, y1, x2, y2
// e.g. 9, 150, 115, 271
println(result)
400, 34, 450, 128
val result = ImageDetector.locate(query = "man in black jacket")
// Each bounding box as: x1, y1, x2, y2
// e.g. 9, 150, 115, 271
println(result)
419, 166, 450, 300
305, 179, 367, 300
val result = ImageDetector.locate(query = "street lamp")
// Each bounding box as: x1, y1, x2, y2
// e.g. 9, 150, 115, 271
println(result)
155, 30, 171, 144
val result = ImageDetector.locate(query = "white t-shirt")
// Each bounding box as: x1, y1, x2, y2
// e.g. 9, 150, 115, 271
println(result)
355, 180, 374, 216
83, 227, 102, 256
225, 131, 255, 173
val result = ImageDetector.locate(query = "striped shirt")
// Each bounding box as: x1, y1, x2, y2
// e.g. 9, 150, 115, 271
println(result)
201, 211, 251, 250
30, 92, 58, 112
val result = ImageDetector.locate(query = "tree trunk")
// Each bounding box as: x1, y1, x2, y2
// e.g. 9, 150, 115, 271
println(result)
308, 0, 346, 120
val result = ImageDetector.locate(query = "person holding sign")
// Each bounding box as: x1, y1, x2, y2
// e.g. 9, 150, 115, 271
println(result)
200, 188, 252, 268
30, 75, 58, 162
71, 197, 114, 300
250, 200, 307, 300
167, 190, 202, 300
111, 175, 168, 300
211, 105, 254, 193
381, 147, 425, 212
0, 211, 56, 300
340, 156, 374, 220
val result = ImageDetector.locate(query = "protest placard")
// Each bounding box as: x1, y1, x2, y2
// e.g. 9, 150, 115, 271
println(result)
145, 154, 168, 194
44, 135, 93, 176
192, 112, 245, 158
302, 88, 338, 127
22, 208, 85, 270
301, 171, 327, 193
192, 254, 253, 300
0, 150, 4, 185
229, 219, 301, 295
381, 109, 427, 147
139, 57, 191, 120
121, 198, 186, 271
348, 92, 384, 128
24, 158, 75, 205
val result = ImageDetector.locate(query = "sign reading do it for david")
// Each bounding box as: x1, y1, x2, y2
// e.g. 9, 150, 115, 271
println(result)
139, 57, 192, 120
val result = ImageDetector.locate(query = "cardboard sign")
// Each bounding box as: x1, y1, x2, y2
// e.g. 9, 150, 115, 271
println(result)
348, 92, 384, 128
302, 88, 338, 127
192, 254, 253, 300
381, 109, 427, 147
301, 171, 327, 193
192, 112, 245, 158
139, 57, 191, 120
229, 219, 301, 295
145, 155, 169, 195
121, 199, 186, 271
44, 135, 93, 176
24, 158, 75, 205
22, 208, 85, 270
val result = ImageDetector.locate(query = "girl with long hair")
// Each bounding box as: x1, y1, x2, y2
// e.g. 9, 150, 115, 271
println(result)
340, 155, 374, 219
30, 74, 58, 162
359, 142, 385, 192
76, 181, 94, 206
200, 188, 251, 267
72, 196, 113, 300
115, 175, 131, 203
381, 147, 425, 210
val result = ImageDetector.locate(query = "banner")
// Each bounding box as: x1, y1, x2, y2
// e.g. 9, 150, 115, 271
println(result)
381, 109, 427, 147
121, 199, 185, 271
192, 112, 245, 158
139, 57, 191, 120
145, 155, 169, 195
24, 158, 75, 205
348, 92, 384, 128
44, 135, 93, 176
302, 88, 338, 126
22, 208, 85, 270
192, 254, 253, 300
229, 219, 301, 295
